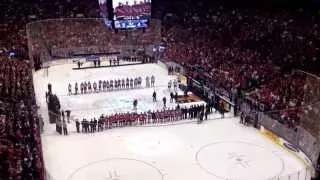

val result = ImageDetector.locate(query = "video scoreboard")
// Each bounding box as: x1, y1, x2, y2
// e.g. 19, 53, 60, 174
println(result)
98, 0, 151, 29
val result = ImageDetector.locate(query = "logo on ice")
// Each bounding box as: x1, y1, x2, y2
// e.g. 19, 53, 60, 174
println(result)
228, 152, 250, 168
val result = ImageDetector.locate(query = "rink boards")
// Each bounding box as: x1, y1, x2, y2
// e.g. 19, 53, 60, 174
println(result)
32, 61, 309, 180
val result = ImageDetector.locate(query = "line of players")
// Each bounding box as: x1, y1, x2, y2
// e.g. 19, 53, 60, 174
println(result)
74, 104, 212, 133
68, 75, 156, 95
76, 117, 104, 133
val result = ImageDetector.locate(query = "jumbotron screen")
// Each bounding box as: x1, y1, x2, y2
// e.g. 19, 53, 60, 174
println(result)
113, 0, 151, 29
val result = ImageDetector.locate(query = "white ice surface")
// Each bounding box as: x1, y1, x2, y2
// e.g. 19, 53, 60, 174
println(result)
33, 62, 308, 180
34, 63, 189, 121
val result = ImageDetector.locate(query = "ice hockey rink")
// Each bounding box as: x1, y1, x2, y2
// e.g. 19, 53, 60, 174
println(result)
33, 61, 310, 180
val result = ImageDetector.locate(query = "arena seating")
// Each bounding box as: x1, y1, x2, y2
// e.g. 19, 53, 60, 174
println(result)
0, 0, 99, 57
30, 19, 160, 47
0, 1, 102, 178
0, 57, 44, 180
0, 0, 320, 178
160, 2, 320, 133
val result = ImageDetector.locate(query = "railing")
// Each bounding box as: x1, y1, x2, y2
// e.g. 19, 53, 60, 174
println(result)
258, 113, 319, 165
240, 98, 319, 180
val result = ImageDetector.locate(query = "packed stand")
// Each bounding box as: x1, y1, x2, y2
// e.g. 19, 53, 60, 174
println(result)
160, 2, 320, 131
29, 19, 161, 57
0, 57, 44, 180
0, 0, 100, 57
250, 72, 306, 129
0, 0, 320, 177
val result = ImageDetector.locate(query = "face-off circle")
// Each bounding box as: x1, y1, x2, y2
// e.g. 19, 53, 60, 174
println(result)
67, 158, 164, 180
195, 141, 285, 180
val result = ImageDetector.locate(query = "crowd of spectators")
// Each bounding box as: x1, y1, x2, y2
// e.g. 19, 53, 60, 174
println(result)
159, 2, 320, 133
0, 0, 160, 58
28, 18, 161, 60
0, 57, 44, 180
0, 0, 320, 178
0, 0, 99, 58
